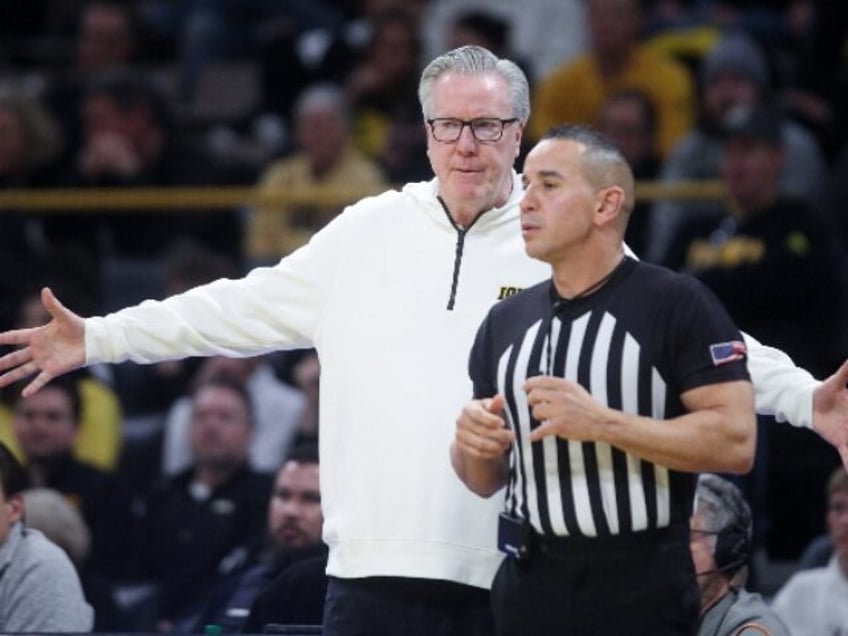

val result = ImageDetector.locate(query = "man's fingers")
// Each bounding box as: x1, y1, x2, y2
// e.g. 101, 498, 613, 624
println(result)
0, 359, 40, 389
0, 328, 35, 348
530, 402, 550, 422
529, 421, 554, 443
22, 371, 54, 398
41, 286, 64, 318
483, 394, 506, 414
0, 346, 33, 373
457, 426, 512, 457
833, 359, 848, 386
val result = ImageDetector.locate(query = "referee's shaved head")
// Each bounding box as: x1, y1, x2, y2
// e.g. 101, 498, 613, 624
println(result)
538, 124, 635, 222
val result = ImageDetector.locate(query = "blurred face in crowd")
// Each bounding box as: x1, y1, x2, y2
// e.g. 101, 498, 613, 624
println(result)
189, 385, 252, 470
720, 138, 782, 214
598, 95, 654, 167
426, 71, 522, 221
297, 105, 348, 178
704, 73, 760, 124
0, 482, 24, 546
13, 387, 78, 461
77, 4, 134, 72
588, 0, 642, 59
268, 460, 322, 550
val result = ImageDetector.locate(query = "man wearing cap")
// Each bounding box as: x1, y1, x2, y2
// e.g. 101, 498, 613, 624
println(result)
646, 31, 827, 265
678, 103, 843, 382
675, 102, 846, 559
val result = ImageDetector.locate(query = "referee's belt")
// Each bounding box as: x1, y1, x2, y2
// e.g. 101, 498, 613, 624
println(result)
533, 523, 689, 559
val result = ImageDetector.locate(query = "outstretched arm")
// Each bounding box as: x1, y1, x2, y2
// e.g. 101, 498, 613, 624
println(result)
745, 332, 848, 469
0, 288, 86, 396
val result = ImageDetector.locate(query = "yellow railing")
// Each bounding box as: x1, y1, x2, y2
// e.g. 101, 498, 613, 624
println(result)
0, 180, 726, 213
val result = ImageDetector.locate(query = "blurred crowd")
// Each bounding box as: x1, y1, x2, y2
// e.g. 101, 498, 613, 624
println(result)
1, 0, 847, 632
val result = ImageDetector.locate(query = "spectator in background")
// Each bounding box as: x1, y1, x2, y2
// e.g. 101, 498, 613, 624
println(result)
0, 92, 65, 189
194, 442, 326, 633
675, 104, 844, 560
0, 284, 123, 474
345, 10, 428, 182
772, 466, 848, 635
74, 1, 138, 75
245, 83, 386, 263
48, 71, 240, 265
0, 442, 94, 633
675, 104, 843, 382
45, 1, 142, 161
645, 30, 827, 265
161, 355, 305, 478
691, 474, 790, 636
597, 88, 661, 257
19, 485, 122, 630
530, 0, 695, 157
138, 374, 273, 632
6, 372, 136, 623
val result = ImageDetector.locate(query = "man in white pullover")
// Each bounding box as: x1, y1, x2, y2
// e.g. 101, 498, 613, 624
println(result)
0, 46, 847, 636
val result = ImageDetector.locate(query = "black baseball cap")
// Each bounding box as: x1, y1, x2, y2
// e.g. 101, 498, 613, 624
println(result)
720, 104, 782, 146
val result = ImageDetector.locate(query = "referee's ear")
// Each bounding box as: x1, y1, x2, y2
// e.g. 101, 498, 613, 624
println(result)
594, 185, 625, 230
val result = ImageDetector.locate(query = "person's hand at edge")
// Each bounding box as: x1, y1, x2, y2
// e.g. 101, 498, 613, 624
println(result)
0, 287, 86, 397
812, 359, 848, 470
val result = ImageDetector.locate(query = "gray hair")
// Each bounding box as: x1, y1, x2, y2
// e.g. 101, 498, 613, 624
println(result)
23, 487, 92, 567
293, 82, 349, 127
540, 123, 635, 214
695, 474, 752, 538
418, 45, 530, 122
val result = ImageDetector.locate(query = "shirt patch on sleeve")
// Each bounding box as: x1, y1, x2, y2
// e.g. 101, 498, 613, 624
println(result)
709, 340, 747, 366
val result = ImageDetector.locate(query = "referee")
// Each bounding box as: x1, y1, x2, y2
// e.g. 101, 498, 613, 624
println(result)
451, 124, 756, 635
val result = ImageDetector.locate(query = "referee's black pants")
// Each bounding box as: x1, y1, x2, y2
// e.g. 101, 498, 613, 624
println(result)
491, 523, 699, 636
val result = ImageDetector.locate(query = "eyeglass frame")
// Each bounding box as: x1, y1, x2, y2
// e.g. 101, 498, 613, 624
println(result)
426, 117, 520, 143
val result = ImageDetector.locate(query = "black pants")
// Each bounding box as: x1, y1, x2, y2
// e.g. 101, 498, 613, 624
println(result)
321, 576, 495, 636
490, 524, 699, 636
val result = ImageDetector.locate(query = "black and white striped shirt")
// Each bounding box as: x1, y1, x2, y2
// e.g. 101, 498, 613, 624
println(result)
469, 258, 749, 538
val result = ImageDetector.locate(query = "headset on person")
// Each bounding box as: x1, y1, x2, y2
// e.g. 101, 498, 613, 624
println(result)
699, 476, 752, 577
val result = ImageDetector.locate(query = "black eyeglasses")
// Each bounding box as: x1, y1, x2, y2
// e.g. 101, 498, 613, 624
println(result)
427, 117, 519, 143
